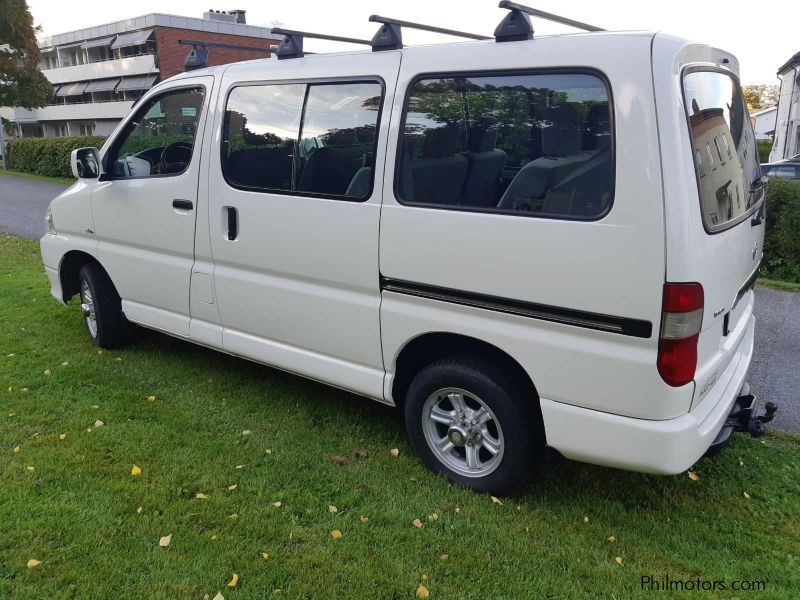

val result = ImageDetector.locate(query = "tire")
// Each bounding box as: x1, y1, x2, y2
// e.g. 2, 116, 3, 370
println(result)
404, 356, 543, 495
78, 263, 126, 349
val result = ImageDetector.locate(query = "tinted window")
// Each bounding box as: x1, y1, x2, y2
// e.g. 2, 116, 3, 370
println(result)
222, 81, 382, 199
397, 72, 613, 219
683, 70, 761, 232
109, 87, 205, 178
766, 166, 797, 179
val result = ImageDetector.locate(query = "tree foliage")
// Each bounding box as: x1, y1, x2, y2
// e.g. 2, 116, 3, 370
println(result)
0, 0, 52, 109
742, 84, 779, 110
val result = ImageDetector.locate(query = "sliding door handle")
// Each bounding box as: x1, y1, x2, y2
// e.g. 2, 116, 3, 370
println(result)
226, 206, 238, 240
173, 199, 193, 210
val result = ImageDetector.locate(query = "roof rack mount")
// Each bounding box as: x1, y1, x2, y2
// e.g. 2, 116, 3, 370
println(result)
369, 15, 491, 52
495, 1, 605, 43
178, 38, 270, 71
271, 27, 371, 60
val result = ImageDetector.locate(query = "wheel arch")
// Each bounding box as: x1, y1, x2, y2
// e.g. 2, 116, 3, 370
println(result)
58, 250, 113, 303
390, 332, 544, 436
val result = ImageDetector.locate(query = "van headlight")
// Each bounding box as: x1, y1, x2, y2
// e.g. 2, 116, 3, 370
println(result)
45, 207, 56, 234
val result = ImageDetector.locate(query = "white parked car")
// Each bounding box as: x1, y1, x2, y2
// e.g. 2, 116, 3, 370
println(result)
41, 5, 774, 493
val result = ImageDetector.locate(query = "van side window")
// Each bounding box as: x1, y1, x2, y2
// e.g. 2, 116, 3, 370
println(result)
396, 72, 614, 219
222, 81, 383, 200
107, 87, 205, 178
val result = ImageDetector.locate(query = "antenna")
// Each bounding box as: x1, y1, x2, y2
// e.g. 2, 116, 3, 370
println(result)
369, 15, 491, 52
496, 1, 605, 43
271, 27, 371, 59
178, 39, 270, 70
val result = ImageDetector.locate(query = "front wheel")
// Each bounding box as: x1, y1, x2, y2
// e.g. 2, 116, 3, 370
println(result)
78, 263, 126, 349
404, 357, 542, 494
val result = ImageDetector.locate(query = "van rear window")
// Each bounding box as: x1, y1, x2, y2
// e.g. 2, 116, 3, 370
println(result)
396, 71, 614, 220
683, 70, 761, 232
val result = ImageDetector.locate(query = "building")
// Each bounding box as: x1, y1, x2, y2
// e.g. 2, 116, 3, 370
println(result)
750, 106, 776, 141
0, 10, 278, 138
770, 51, 800, 161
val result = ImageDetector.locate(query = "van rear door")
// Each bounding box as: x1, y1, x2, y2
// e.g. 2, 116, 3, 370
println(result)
680, 67, 764, 406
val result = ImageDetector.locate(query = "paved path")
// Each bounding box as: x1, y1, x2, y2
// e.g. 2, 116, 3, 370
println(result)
1, 172, 798, 431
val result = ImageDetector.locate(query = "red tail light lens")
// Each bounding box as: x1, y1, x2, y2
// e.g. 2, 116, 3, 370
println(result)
658, 283, 704, 387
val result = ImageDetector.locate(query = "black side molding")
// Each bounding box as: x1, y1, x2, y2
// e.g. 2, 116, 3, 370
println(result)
380, 277, 652, 339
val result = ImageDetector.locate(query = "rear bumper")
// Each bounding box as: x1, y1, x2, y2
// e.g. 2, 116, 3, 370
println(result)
541, 315, 755, 475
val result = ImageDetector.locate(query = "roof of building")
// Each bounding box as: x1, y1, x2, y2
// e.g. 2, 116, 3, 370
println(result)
37, 13, 274, 50
777, 51, 800, 75
751, 106, 777, 117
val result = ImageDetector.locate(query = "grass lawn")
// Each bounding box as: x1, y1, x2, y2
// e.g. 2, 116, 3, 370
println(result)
757, 278, 800, 293
2, 233, 799, 599
0, 170, 74, 186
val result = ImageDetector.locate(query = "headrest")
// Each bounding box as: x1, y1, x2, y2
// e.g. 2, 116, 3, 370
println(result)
541, 105, 581, 157
467, 119, 499, 153
585, 104, 611, 149
423, 126, 460, 158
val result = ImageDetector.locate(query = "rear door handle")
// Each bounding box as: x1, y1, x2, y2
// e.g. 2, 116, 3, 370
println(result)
226, 206, 238, 240
173, 199, 193, 210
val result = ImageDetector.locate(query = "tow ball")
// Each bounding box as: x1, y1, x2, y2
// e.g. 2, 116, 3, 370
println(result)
704, 389, 778, 456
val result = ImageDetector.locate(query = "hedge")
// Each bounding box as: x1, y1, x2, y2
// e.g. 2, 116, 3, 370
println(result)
7, 136, 107, 179
762, 179, 800, 283
756, 140, 772, 164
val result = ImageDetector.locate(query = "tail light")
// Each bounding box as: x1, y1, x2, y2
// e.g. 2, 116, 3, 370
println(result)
657, 282, 704, 387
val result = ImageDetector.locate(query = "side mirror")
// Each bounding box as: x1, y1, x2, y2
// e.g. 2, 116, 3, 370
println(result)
70, 147, 102, 179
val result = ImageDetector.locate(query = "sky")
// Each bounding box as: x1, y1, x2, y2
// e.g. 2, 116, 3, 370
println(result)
26, 0, 796, 85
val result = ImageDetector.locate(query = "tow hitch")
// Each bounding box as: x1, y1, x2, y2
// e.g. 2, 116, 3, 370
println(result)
705, 389, 778, 456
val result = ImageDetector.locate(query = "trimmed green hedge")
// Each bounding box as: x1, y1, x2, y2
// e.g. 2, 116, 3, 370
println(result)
762, 179, 800, 283
756, 140, 772, 163
7, 136, 107, 179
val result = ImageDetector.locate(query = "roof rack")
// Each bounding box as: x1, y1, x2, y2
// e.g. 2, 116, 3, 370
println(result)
369, 15, 491, 52
495, 1, 605, 42
178, 39, 271, 71
271, 27, 371, 59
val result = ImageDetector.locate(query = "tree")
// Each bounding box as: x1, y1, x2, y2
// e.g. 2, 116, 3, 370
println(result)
742, 83, 780, 110
0, 0, 52, 109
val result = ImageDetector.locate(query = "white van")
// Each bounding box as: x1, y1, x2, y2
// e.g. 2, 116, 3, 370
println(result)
41, 5, 775, 493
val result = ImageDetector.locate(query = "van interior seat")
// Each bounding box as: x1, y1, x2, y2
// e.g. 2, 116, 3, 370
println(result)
405, 126, 468, 205
459, 120, 507, 207
296, 141, 373, 196
226, 146, 294, 190
344, 153, 374, 198
497, 105, 593, 212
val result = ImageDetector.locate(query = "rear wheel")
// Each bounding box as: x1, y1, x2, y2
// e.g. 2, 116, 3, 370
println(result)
78, 263, 126, 349
404, 356, 542, 494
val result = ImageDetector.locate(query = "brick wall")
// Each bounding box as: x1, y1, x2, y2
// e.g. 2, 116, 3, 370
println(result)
154, 27, 279, 80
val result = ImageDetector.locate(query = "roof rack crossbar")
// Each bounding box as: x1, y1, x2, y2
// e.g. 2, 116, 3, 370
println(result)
271, 27, 371, 60
369, 14, 490, 52
497, 1, 605, 35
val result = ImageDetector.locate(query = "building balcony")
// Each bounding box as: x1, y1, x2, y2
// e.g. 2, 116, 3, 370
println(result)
1, 101, 134, 123
42, 54, 158, 84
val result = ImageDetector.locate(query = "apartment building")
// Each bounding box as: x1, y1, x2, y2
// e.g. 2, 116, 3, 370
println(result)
1, 10, 277, 138
770, 50, 800, 161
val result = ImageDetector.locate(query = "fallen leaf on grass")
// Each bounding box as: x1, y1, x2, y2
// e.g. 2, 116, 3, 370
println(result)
27, 559, 41, 569
440, 554, 448, 560
330, 529, 342, 539
607, 535, 616, 543
328, 505, 338, 513
228, 484, 237, 491
744, 491, 751, 499
390, 448, 399, 457
416, 585, 430, 599
43, 369, 51, 376
241, 430, 251, 436
360, 516, 369, 524
272, 501, 282, 508
91, 404, 99, 409
583, 516, 589, 523
738, 459, 745, 467
26, 466, 35, 472
329, 454, 349, 465
491, 496, 503, 506
412, 519, 423, 529
236, 464, 246, 469
261, 552, 269, 560
61, 361, 69, 367
86, 428, 92, 433
94, 420, 104, 428
427, 513, 438, 522
136, 506, 143, 514
58, 433, 66, 440
12, 446, 19, 453
159, 534, 172, 547
265, 449, 272, 455
147, 395, 156, 402
227, 573, 239, 588
211, 534, 219, 540
131, 465, 142, 476
688, 471, 700, 481
196, 492, 208, 500
213, 592, 224, 600
615, 556, 623, 565
229, 513, 238, 520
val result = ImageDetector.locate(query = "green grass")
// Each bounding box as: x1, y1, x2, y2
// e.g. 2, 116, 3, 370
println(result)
757, 278, 800, 292
2, 233, 799, 599
0, 169, 74, 186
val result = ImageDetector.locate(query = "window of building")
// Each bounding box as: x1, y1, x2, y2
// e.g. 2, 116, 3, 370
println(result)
396, 71, 614, 219
106, 87, 205, 178
222, 80, 383, 199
